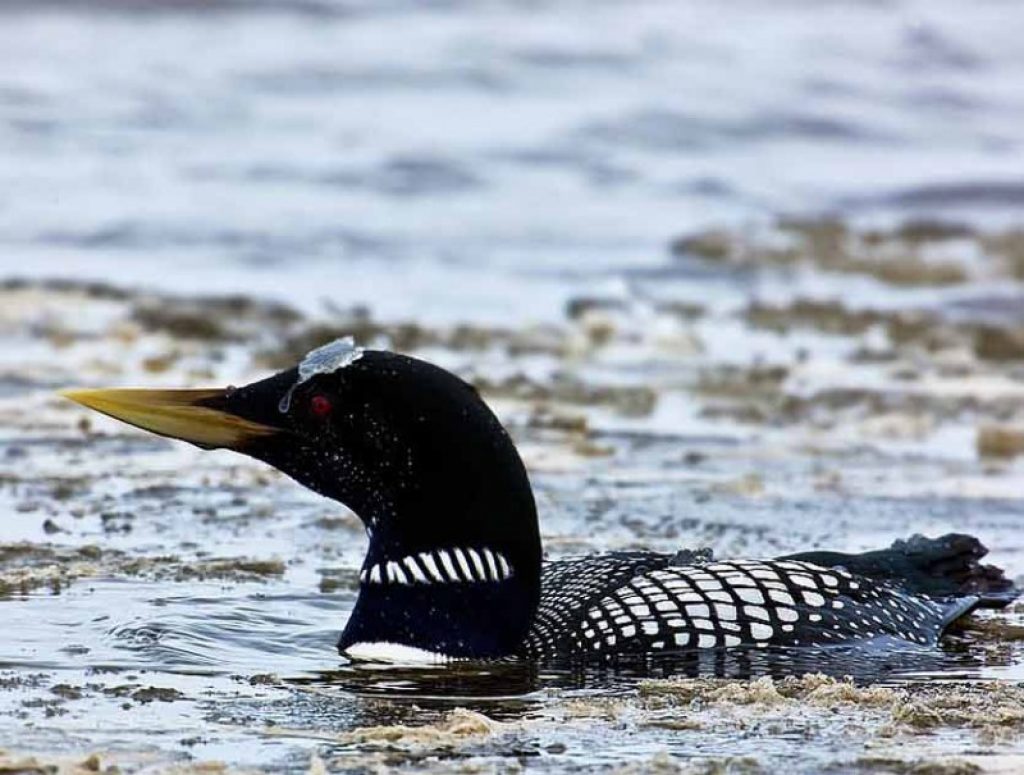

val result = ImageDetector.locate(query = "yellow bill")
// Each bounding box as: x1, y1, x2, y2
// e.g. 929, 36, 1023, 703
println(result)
60, 388, 279, 450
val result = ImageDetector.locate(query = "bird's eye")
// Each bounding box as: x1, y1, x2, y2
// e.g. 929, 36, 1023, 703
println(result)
309, 394, 332, 418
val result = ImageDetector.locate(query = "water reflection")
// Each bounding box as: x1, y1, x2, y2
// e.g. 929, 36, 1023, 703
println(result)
290, 639, 989, 706
295, 660, 545, 702
92, 582, 1015, 698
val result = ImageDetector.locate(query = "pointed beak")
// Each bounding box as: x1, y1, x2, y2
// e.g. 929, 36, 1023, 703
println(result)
60, 387, 281, 450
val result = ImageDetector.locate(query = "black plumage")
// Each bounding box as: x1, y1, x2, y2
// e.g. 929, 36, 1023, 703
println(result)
63, 339, 1018, 663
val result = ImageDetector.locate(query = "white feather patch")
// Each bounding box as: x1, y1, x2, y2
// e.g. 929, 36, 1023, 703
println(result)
343, 641, 449, 664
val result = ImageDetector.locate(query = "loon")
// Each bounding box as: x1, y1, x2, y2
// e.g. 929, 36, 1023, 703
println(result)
62, 338, 1016, 663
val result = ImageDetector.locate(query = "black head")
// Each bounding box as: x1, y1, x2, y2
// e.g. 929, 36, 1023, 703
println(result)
63, 341, 542, 659
217, 349, 537, 558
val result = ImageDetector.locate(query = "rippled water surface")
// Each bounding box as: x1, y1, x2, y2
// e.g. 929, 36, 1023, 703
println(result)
3, 0, 1024, 319
2, 0, 1024, 772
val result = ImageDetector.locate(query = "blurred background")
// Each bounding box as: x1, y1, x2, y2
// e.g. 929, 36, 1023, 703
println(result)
2, 1, 1024, 771
2, 0, 1022, 320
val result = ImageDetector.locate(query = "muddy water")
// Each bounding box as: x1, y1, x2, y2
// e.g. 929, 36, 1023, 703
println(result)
3, 0, 1024, 772
3, 264, 1024, 772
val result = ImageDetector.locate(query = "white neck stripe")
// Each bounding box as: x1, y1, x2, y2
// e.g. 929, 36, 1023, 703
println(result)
359, 547, 514, 586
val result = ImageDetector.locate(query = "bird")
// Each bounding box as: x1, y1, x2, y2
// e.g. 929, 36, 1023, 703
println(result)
62, 337, 1017, 664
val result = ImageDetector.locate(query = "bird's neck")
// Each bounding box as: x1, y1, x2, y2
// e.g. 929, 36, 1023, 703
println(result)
336, 462, 543, 659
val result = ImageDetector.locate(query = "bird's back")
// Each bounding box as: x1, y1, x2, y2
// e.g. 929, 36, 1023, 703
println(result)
524, 535, 1012, 659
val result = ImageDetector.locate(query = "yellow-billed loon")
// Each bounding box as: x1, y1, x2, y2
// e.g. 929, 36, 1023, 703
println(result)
62, 338, 1017, 663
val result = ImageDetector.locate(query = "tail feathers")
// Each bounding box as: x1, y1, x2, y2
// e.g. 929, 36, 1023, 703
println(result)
783, 533, 1018, 608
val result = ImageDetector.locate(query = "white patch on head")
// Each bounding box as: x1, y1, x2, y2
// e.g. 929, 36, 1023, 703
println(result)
279, 336, 365, 412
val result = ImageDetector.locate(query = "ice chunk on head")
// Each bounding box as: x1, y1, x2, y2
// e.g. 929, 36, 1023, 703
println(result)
298, 336, 364, 382
279, 336, 364, 412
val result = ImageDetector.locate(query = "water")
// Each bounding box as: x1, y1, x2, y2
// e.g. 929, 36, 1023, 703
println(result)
3, 403, 1024, 769
2, 0, 1023, 321
2, 0, 1024, 771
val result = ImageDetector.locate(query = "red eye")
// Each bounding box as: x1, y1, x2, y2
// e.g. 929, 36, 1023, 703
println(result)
310, 394, 332, 418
